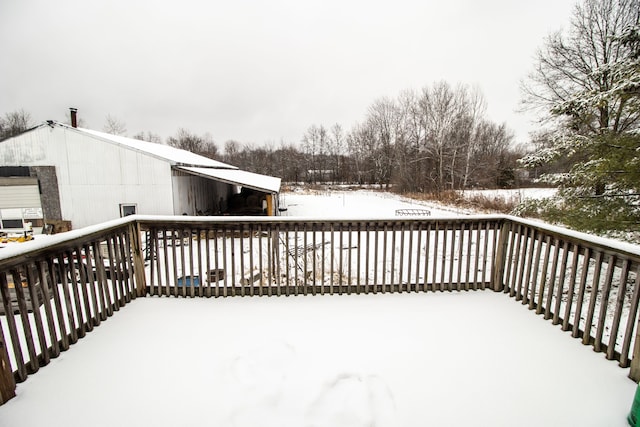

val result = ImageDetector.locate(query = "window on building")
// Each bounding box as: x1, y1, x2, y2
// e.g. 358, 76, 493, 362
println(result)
120, 204, 137, 217
1, 219, 24, 229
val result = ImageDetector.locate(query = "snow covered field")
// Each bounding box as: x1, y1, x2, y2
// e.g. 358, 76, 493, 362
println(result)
281, 188, 458, 217
0, 189, 637, 426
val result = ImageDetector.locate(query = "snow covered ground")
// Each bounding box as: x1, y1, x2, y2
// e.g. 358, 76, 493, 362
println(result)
281, 188, 459, 217
0, 189, 637, 426
0, 292, 634, 427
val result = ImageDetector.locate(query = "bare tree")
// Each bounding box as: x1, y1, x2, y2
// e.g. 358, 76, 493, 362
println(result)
302, 124, 330, 182
224, 140, 242, 164
521, 0, 640, 134
132, 131, 162, 143
167, 128, 219, 159
0, 109, 32, 141
103, 114, 127, 135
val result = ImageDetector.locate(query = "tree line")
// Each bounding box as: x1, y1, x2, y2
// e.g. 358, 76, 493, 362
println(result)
0, 82, 525, 193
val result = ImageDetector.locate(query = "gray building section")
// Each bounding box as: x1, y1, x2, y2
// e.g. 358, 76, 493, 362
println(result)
30, 166, 62, 221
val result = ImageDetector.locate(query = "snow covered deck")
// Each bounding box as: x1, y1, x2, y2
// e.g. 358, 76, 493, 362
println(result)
0, 291, 635, 426
0, 191, 639, 426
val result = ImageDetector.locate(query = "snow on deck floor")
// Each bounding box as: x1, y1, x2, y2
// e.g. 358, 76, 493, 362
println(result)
0, 291, 635, 427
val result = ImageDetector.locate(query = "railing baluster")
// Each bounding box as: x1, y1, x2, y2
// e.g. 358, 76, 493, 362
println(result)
365, 224, 371, 293
25, 263, 49, 364
302, 225, 308, 293
456, 223, 464, 291
382, 223, 388, 293
472, 222, 481, 290
424, 223, 431, 291
440, 223, 448, 290
572, 248, 592, 338
594, 255, 616, 352
515, 227, 531, 301
39, 260, 60, 356
213, 228, 221, 298
465, 222, 474, 291
52, 256, 71, 349
348, 223, 354, 294
69, 247, 92, 338
240, 226, 246, 297
160, 229, 168, 296
9, 269, 38, 374
398, 222, 404, 292
339, 224, 344, 294
170, 228, 177, 296
196, 229, 204, 298
373, 225, 379, 294
582, 251, 604, 345
0, 272, 26, 381
222, 228, 229, 297
406, 222, 414, 292
314, 227, 320, 295
621, 263, 640, 369
553, 244, 580, 331
258, 225, 265, 295
534, 236, 552, 313
204, 229, 212, 297
541, 239, 561, 318
607, 259, 630, 360
115, 234, 129, 304
188, 228, 196, 298
390, 222, 397, 292
522, 230, 540, 305
503, 223, 518, 294
104, 238, 120, 311
481, 222, 491, 289
294, 223, 304, 295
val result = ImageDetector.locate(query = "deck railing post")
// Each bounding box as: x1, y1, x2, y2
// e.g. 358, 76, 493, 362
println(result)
630, 326, 640, 382
0, 323, 16, 404
129, 221, 148, 297
629, 267, 640, 382
491, 219, 512, 292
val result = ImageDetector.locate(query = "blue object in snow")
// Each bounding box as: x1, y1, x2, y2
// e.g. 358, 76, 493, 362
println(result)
177, 276, 200, 287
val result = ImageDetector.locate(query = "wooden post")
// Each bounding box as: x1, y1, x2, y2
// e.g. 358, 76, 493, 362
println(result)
0, 323, 16, 405
630, 321, 640, 382
491, 220, 512, 292
129, 222, 147, 298
629, 266, 640, 382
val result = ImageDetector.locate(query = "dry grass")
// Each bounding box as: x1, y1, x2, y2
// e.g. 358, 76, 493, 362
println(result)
403, 190, 519, 214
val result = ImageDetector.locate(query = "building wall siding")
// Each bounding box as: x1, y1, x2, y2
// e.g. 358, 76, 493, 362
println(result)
0, 126, 175, 228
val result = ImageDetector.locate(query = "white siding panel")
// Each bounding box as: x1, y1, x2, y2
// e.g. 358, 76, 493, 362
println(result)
0, 185, 41, 209
0, 126, 175, 228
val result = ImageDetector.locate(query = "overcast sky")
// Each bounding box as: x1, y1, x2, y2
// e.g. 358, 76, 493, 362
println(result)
0, 0, 575, 147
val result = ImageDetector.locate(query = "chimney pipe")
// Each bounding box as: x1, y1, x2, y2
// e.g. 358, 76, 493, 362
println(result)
70, 108, 78, 128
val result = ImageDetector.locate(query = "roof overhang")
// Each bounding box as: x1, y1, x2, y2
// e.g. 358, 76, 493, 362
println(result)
176, 166, 281, 194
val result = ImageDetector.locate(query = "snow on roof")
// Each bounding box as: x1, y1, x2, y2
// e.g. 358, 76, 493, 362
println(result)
178, 166, 281, 193
58, 122, 236, 169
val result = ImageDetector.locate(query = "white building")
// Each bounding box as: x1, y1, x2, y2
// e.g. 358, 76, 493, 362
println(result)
0, 120, 281, 232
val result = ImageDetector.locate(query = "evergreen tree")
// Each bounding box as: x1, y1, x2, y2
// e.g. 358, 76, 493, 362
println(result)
518, 1, 640, 237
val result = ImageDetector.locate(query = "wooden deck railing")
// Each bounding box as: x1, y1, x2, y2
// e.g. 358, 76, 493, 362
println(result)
0, 215, 638, 404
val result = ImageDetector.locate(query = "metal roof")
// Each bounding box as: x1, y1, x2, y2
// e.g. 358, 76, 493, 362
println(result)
56, 122, 237, 169
177, 166, 281, 193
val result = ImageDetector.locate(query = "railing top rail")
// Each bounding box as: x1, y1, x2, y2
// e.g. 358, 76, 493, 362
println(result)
133, 213, 505, 226
0, 216, 135, 266
504, 215, 640, 262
